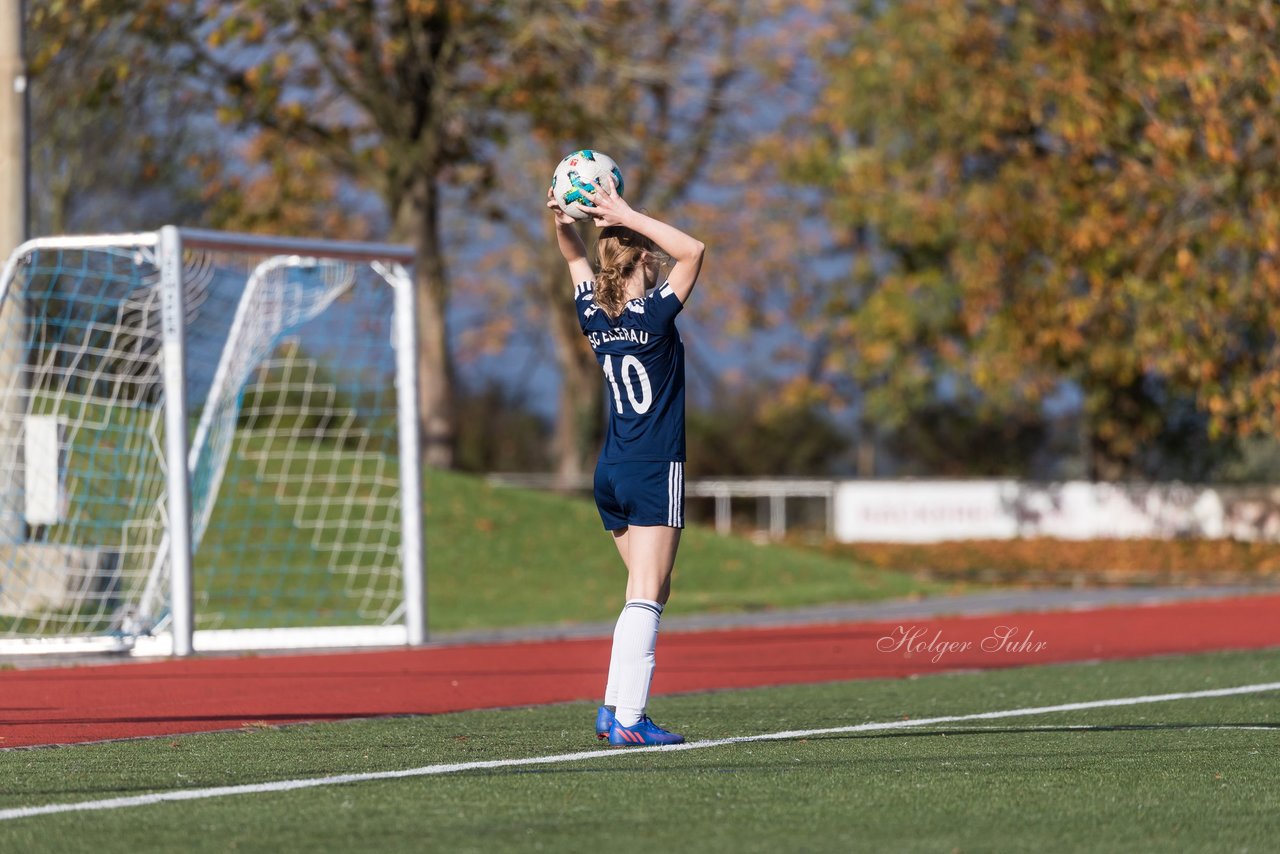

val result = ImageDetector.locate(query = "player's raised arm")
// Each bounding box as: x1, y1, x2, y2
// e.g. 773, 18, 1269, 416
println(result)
547, 188, 594, 286
583, 181, 706, 305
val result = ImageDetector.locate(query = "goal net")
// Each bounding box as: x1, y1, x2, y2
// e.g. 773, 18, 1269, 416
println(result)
0, 227, 424, 656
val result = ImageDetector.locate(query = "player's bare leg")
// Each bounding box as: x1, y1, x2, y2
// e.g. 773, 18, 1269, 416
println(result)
609, 524, 677, 605
610, 525, 631, 573
622, 525, 679, 605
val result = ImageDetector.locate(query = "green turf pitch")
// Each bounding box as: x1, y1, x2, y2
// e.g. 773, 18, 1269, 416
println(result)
1, 648, 1276, 853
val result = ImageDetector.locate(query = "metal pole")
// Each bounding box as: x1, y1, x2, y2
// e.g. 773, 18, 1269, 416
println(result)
0, 0, 25, 250
715, 492, 731, 536
770, 494, 786, 540
0, 0, 26, 546
389, 262, 426, 645
158, 226, 194, 656
826, 482, 836, 541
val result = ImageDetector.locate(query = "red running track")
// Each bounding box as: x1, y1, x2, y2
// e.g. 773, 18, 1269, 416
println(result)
2, 594, 1278, 749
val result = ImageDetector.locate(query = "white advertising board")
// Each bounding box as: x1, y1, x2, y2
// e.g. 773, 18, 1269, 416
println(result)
833, 481, 1019, 543
833, 481, 1231, 543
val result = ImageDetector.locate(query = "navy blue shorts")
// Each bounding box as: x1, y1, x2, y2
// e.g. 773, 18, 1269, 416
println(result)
593, 459, 685, 530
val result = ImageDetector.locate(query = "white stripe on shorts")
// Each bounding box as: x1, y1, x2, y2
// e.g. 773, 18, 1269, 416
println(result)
668, 461, 684, 527
670, 460, 680, 527
677, 462, 684, 526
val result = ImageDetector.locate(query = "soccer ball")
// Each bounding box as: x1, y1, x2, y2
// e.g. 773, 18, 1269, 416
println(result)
550, 150, 625, 221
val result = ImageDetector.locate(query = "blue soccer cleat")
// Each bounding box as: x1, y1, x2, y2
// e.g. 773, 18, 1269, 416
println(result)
595, 705, 616, 740
607, 715, 685, 746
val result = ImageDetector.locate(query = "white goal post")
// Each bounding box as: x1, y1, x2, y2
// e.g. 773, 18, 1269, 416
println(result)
0, 226, 425, 657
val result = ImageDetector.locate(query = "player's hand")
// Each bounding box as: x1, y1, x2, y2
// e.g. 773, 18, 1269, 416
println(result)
583, 176, 633, 228
546, 187, 577, 225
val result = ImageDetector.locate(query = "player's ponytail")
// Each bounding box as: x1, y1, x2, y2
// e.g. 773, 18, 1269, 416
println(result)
596, 226, 658, 318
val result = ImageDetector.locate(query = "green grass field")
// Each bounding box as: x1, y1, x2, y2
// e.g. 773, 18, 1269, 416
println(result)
200, 465, 951, 633
415, 471, 945, 632
2, 648, 1277, 853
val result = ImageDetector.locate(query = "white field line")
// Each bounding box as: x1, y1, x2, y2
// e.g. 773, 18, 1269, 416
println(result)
2, 680, 1278, 823
904, 724, 1280, 732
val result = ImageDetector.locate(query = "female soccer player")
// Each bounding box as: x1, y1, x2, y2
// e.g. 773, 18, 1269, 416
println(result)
547, 177, 705, 746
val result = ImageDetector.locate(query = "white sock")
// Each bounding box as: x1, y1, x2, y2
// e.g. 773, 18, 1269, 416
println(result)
611, 599, 663, 727
603, 605, 628, 709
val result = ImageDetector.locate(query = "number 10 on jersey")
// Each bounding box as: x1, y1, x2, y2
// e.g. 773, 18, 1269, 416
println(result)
602, 355, 652, 415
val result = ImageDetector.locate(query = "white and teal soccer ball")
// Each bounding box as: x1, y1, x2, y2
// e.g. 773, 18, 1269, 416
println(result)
550, 150, 625, 221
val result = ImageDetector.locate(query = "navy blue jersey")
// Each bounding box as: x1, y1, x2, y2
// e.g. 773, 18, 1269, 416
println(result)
577, 280, 686, 462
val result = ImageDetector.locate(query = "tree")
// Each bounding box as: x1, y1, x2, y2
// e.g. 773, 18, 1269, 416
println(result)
483, 1, 748, 484
452, 380, 552, 474
26, 2, 212, 234
469, 1, 841, 483
881, 400, 1051, 478
686, 390, 851, 477
122, 0, 571, 469
794, 0, 1280, 479
33, 1, 856, 479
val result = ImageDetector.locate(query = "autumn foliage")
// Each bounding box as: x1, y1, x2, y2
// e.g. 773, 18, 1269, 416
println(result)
26, 1, 1280, 480
798, 0, 1280, 478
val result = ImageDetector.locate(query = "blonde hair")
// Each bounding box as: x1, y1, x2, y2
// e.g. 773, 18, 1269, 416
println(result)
595, 226, 659, 318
